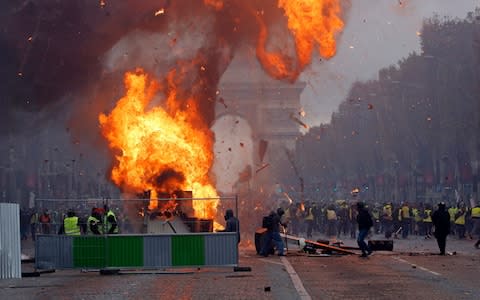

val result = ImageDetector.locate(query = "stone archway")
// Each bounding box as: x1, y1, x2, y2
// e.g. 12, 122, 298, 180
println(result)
213, 50, 306, 209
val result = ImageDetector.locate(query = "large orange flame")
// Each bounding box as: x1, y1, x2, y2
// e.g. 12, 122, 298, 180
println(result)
279, 0, 344, 62
257, 0, 344, 81
99, 69, 218, 219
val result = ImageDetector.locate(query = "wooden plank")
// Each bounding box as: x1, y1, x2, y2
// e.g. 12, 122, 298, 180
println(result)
281, 233, 356, 255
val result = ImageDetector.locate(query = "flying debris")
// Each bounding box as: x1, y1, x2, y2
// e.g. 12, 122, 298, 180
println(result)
290, 113, 308, 129
255, 163, 270, 174
155, 8, 165, 16
218, 97, 227, 108
283, 192, 294, 204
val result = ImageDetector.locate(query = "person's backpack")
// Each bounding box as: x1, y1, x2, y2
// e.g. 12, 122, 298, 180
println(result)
262, 214, 274, 230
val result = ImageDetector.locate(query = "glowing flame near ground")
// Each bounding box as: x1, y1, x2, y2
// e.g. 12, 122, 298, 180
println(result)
99, 69, 218, 219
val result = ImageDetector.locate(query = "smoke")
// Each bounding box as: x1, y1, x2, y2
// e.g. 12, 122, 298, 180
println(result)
1, 0, 349, 136
153, 168, 186, 193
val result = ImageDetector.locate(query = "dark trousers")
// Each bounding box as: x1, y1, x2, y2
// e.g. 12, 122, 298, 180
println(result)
401, 219, 410, 238
306, 220, 314, 238
435, 234, 447, 255
260, 231, 285, 256
456, 224, 466, 238
357, 228, 371, 255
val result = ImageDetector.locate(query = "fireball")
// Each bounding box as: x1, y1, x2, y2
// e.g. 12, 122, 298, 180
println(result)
99, 69, 218, 219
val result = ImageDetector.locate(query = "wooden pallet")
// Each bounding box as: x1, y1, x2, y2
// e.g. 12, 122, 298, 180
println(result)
281, 233, 356, 255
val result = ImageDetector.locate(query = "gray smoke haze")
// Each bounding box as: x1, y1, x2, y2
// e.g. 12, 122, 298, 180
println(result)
0, 0, 323, 139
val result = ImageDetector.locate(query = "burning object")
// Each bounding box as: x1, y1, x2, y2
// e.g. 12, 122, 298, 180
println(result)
99, 69, 218, 221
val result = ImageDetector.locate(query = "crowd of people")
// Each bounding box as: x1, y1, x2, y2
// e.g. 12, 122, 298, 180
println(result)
20, 198, 480, 255
20, 204, 124, 239
258, 199, 480, 256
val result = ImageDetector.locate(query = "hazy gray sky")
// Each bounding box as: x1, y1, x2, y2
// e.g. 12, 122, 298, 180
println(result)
300, 0, 479, 127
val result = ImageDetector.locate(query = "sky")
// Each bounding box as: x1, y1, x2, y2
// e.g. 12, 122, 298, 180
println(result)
300, 0, 479, 127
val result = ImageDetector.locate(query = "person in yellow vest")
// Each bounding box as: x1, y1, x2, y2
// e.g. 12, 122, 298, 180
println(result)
423, 204, 433, 239
88, 208, 103, 235
382, 203, 393, 238
326, 204, 337, 238
304, 202, 315, 238
104, 205, 119, 234
398, 202, 411, 239
454, 205, 466, 239
58, 210, 81, 235
471, 204, 480, 248
30, 210, 38, 241
337, 202, 349, 238
371, 204, 381, 234
448, 204, 458, 236
412, 205, 422, 235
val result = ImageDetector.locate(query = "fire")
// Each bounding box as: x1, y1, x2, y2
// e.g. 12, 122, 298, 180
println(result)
279, 0, 343, 61
99, 69, 218, 220
256, 0, 344, 81
204, 0, 224, 10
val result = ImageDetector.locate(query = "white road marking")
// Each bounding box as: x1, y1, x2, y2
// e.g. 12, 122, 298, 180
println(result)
280, 256, 312, 300
258, 258, 284, 265
392, 256, 441, 276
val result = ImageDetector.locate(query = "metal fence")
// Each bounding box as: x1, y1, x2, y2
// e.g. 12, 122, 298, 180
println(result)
35, 232, 238, 270
31, 195, 238, 235
0, 203, 21, 278
33, 195, 240, 271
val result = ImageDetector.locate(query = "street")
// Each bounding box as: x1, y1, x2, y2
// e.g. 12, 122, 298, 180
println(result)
1, 235, 479, 300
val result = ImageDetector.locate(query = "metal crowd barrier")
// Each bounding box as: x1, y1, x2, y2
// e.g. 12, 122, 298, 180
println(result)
35, 232, 238, 270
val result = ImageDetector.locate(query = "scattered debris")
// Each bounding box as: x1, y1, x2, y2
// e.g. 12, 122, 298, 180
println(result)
155, 8, 165, 16
281, 233, 356, 255
255, 163, 270, 174
233, 266, 251, 272
218, 97, 228, 108
289, 113, 308, 129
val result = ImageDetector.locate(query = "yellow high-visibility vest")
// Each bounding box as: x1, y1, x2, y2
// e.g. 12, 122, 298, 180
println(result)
64, 216, 80, 236
455, 213, 465, 225
423, 209, 432, 223
305, 208, 314, 220
412, 208, 422, 222
87, 216, 103, 234
471, 207, 480, 218
104, 210, 119, 234
401, 206, 410, 219
448, 207, 458, 222
327, 209, 337, 221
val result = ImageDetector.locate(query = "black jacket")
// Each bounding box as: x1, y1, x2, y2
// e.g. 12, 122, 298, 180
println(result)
432, 208, 450, 236
357, 208, 373, 230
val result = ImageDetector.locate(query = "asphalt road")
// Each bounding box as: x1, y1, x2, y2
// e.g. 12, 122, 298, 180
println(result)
1, 235, 479, 299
